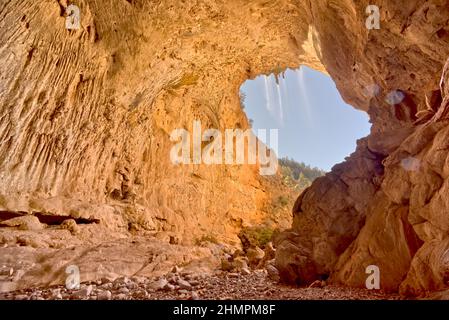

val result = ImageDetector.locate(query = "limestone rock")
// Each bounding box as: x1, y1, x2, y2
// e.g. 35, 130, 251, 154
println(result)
163, 283, 175, 291
118, 287, 129, 294
246, 247, 265, 267
72, 285, 93, 299
221, 258, 234, 272
97, 290, 112, 300
233, 257, 249, 270
266, 264, 280, 282
2, 216, 44, 231
309, 280, 326, 289
256, 242, 276, 269
61, 219, 79, 235
0, 0, 298, 246
277, 55, 449, 294
399, 238, 449, 296
241, 268, 251, 276
190, 291, 200, 300
177, 279, 192, 290
171, 266, 181, 274
150, 278, 168, 291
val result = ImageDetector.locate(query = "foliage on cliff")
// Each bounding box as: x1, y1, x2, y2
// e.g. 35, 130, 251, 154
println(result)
279, 157, 326, 190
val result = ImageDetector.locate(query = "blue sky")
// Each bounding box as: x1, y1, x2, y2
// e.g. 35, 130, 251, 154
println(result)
240, 66, 371, 171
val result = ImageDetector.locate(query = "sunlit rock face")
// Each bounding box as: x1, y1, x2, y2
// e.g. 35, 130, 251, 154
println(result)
1, 0, 449, 296
1, 0, 308, 245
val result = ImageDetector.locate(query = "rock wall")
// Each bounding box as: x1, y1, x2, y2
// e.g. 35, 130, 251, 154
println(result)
275, 0, 449, 297
1, 0, 449, 296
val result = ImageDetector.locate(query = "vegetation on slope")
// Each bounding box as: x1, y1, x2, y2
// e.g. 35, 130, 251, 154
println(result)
279, 157, 326, 190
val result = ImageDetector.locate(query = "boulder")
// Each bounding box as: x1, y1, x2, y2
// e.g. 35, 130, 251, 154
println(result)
246, 247, 265, 267
2, 216, 44, 231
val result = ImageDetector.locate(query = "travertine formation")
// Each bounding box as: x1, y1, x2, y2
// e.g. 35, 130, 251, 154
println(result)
1, 0, 449, 296
0, 0, 300, 246
274, 0, 449, 297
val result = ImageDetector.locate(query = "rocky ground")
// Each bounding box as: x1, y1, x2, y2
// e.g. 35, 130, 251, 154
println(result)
0, 225, 401, 300
0, 268, 399, 301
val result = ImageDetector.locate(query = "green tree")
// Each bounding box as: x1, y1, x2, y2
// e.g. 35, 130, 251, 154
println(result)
297, 172, 311, 189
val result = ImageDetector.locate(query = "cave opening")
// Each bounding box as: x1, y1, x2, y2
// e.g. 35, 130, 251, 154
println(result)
240, 66, 372, 186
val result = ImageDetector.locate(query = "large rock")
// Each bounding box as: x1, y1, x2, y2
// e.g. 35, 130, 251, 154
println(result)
274, 0, 449, 296
246, 247, 265, 267
0, 0, 300, 245
0, 237, 216, 293
277, 58, 449, 296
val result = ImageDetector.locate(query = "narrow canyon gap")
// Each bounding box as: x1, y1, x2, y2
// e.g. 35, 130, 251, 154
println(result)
1, 0, 449, 296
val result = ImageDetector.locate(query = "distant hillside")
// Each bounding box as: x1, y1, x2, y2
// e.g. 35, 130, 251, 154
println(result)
279, 157, 326, 190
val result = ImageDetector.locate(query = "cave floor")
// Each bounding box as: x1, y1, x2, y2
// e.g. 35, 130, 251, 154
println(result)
0, 223, 403, 300
0, 270, 400, 300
